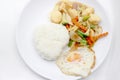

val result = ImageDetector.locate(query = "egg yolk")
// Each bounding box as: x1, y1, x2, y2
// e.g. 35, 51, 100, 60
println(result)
67, 53, 81, 62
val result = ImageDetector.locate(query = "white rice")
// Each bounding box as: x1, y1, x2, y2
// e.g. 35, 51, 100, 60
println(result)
34, 23, 69, 60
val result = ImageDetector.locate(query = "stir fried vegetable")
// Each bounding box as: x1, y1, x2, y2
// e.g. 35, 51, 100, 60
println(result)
72, 16, 87, 32
80, 39, 87, 46
83, 16, 90, 21
90, 24, 96, 29
68, 40, 74, 47
50, 0, 108, 49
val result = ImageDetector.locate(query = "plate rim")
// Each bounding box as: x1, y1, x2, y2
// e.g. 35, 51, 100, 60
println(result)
16, 0, 114, 80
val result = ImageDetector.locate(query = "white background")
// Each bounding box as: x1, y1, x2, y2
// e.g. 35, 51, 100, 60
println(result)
0, 0, 120, 80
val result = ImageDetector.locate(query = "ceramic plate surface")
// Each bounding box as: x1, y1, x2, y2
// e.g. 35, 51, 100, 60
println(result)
16, 0, 113, 80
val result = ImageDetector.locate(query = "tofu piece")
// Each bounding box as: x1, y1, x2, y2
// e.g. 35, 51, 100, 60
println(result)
68, 8, 78, 18
89, 14, 101, 24
51, 10, 62, 24
82, 7, 94, 16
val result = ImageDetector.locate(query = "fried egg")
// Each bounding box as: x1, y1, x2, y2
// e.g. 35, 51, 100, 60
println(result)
56, 47, 95, 77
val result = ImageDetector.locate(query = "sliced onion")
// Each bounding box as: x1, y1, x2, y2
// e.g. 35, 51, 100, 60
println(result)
94, 26, 103, 36
69, 31, 82, 42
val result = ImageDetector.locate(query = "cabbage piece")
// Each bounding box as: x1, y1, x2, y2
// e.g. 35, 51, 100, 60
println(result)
61, 13, 72, 25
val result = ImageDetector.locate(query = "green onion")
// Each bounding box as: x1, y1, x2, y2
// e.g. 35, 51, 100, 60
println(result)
62, 22, 69, 26
80, 39, 87, 46
68, 40, 73, 47
77, 30, 88, 39
77, 30, 84, 38
90, 24, 96, 29
83, 16, 90, 21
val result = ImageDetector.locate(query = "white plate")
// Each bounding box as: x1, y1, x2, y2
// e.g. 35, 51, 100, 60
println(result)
16, 0, 113, 80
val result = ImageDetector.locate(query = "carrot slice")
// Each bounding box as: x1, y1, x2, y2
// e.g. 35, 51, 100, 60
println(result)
94, 32, 108, 41
86, 37, 93, 47
65, 24, 70, 30
86, 32, 109, 47
72, 16, 87, 32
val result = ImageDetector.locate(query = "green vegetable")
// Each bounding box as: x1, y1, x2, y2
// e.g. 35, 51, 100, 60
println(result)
77, 30, 88, 38
61, 13, 71, 26
77, 30, 85, 39
62, 22, 69, 26
77, 22, 91, 38
80, 39, 87, 46
90, 24, 96, 29
68, 40, 73, 47
83, 16, 90, 21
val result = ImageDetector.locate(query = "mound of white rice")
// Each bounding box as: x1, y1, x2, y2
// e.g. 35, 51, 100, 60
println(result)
34, 23, 69, 60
